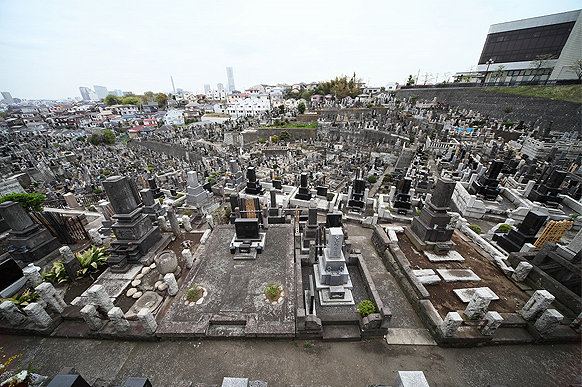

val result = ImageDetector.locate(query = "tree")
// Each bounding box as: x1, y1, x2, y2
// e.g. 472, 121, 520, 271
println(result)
155, 93, 168, 108
0, 193, 46, 211
278, 105, 285, 115
104, 94, 120, 106
271, 135, 279, 143
144, 91, 154, 102
279, 130, 291, 142
490, 65, 506, 84
314, 73, 361, 99
529, 54, 557, 82
572, 59, 582, 80
406, 75, 415, 86
297, 101, 306, 114
103, 129, 116, 144
121, 96, 140, 105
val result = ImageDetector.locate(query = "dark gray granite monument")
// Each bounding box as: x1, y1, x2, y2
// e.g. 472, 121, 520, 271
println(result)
0, 201, 61, 263
244, 166, 263, 195
408, 178, 456, 253
468, 159, 503, 200
497, 210, 548, 253
103, 176, 162, 272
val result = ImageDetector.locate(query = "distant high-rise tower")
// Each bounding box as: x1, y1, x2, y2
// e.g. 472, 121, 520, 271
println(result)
204, 84, 211, 95
1, 92, 14, 104
226, 67, 236, 93
217, 83, 224, 91
93, 85, 109, 99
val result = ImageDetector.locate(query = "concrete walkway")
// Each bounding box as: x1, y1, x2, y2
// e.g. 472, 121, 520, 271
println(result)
1, 335, 579, 387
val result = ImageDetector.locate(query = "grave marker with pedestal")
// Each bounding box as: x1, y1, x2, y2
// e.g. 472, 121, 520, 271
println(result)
497, 210, 547, 253
103, 176, 162, 272
0, 201, 61, 264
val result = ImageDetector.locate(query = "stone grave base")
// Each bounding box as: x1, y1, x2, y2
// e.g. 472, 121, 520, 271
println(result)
404, 226, 455, 253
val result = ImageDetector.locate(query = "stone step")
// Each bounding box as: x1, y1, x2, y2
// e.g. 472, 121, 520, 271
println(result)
206, 324, 246, 338
491, 327, 535, 344
322, 325, 361, 341
61, 305, 86, 321
499, 313, 528, 327
385, 328, 437, 346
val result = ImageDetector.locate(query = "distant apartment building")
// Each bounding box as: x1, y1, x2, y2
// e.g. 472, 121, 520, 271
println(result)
164, 109, 185, 126
204, 84, 211, 95
93, 85, 109, 99
1, 92, 14, 104
79, 87, 98, 101
226, 94, 270, 118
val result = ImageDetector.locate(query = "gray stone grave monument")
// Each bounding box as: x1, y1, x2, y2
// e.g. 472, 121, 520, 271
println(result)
0, 201, 61, 263
103, 176, 162, 272
186, 171, 210, 206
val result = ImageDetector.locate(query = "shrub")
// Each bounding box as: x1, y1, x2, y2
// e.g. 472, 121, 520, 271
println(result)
326, 192, 335, 202
76, 246, 109, 279
367, 175, 377, 184
265, 282, 281, 301
0, 289, 39, 310
183, 209, 193, 216
186, 285, 203, 302
497, 224, 513, 233
358, 300, 376, 317
92, 189, 102, 194
0, 193, 46, 211
415, 209, 422, 216
41, 260, 70, 284
570, 213, 580, 219
469, 224, 482, 234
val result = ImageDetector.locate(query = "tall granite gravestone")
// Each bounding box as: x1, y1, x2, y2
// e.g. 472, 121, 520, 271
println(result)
103, 176, 162, 272
348, 170, 366, 209
393, 177, 412, 214
295, 173, 311, 201
497, 210, 548, 253
186, 171, 210, 205
244, 166, 263, 195
267, 190, 284, 224
0, 201, 61, 263
468, 159, 503, 200
301, 204, 319, 253
148, 178, 163, 199
140, 189, 165, 222
528, 169, 567, 206
409, 178, 455, 253
226, 159, 243, 187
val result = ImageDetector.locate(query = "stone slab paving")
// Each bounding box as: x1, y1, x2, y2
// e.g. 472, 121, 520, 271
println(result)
346, 226, 425, 329
424, 250, 465, 262
453, 287, 499, 303
71, 264, 143, 306
157, 225, 295, 337
385, 328, 437, 346
436, 268, 481, 282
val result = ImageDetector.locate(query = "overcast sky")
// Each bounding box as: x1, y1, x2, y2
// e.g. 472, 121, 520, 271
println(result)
0, 0, 579, 100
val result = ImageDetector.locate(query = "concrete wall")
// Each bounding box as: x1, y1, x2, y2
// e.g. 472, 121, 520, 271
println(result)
128, 141, 202, 162
396, 88, 581, 132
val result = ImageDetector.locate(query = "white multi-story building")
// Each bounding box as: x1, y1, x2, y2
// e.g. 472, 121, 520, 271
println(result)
226, 94, 270, 118
164, 109, 185, 126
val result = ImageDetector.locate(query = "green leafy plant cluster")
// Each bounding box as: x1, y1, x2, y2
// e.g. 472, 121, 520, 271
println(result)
468, 224, 482, 234
358, 300, 376, 317
367, 175, 377, 184
186, 285, 203, 302
265, 282, 282, 301
42, 246, 109, 284
0, 193, 46, 212
0, 289, 39, 310
497, 224, 513, 233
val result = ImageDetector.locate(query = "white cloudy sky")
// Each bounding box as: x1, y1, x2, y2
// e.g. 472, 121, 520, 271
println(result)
0, 0, 579, 100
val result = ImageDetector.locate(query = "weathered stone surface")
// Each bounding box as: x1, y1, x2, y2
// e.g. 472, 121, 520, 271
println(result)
534, 309, 563, 336
23, 302, 52, 328
520, 290, 555, 321
137, 308, 157, 335
440, 312, 462, 337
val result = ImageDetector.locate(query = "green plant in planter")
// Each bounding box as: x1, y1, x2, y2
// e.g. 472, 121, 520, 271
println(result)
1, 289, 39, 309
41, 260, 70, 284
468, 224, 482, 234
265, 282, 282, 301
76, 246, 109, 279
570, 213, 580, 219
358, 300, 376, 317
186, 285, 203, 302
497, 224, 513, 233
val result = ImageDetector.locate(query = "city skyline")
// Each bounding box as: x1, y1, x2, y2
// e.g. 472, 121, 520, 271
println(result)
0, 0, 580, 100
